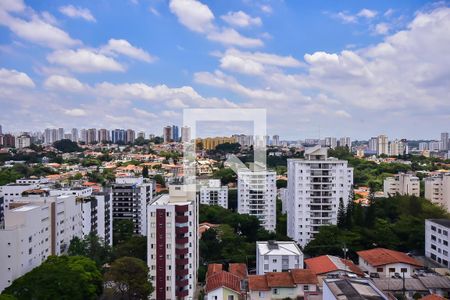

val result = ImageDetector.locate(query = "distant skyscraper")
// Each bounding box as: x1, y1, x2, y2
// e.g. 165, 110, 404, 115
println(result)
272, 135, 280, 146
368, 137, 378, 152
172, 125, 179, 142
163, 126, 172, 143
137, 131, 145, 139
87, 128, 97, 144
377, 135, 389, 156
126, 129, 135, 144
111, 129, 126, 144
44, 128, 52, 145
98, 129, 110, 143
419, 142, 429, 151
324, 137, 337, 149
441, 132, 449, 151
339, 137, 351, 148
71, 128, 78, 142
181, 126, 191, 143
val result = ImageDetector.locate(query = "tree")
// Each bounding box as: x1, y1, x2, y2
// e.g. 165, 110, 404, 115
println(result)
114, 220, 134, 245
3, 256, 102, 300
153, 174, 165, 187
142, 166, 149, 178
213, 168, 236, 185
337, 198, 346, 228
276, 179, 287, 189
53, 139, 82, 153
104, 257, 153, 300
68, 233, 113, 267
114, 236, 147, 262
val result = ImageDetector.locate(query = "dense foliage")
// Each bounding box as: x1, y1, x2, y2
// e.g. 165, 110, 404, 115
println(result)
0, 164, 56, 185
304, 195, 449, 260
2, 256, 102, 300
53, 139, 82, 153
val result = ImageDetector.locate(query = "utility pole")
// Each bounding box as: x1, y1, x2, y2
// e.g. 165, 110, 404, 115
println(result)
402, 271, 406, 297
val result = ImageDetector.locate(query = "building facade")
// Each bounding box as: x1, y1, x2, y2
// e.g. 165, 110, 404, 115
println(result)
199, 180, 228, 209
425, 173, 450, 212
256, 241, 304, 274
425, 219, 450, 268
383, 173, 420, 197
287, 146, 353, 247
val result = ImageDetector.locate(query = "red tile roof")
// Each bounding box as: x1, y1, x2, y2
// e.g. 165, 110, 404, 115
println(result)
207, 264, 223, 277
305, 255, 364, 276
357, 248, 423, 267
229, 263, 247, 279
266, 272, 296, 287
421, 295, 447, 300
248, 275, 270, 291
205, 271, 241, 294
291, 269, 319, 285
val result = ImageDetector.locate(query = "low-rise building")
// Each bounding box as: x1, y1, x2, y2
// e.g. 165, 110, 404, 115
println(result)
323, 278, 388, 300
256, 241, 303, 274
247, 269, 318, 300
305, 255, 364, 282
204, 263, 247, 300
373, 275, 450, 299
425, 219, 450, 268
357, 248, 423, 278
384, 173, 420, 197
425, 174, 450, 212
200, 179, 228, 209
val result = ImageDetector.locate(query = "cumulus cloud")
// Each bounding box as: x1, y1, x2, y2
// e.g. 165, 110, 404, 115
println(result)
0, 68, 35, 88
44, 75, 87, 92
59, 5, 96, 22
64, 108, 87, 117
332, 8, 377, 24
357, 9, 377, 19
101, 39, 156, 62
221, 11, 262, 27
207, 28, 263, 48
47, 49, 125, 73
374, 23, 390, 35
169, 0, 214, 33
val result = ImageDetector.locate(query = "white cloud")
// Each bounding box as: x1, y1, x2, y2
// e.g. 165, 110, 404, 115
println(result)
59, 5, 96, 22
260, 4, 272, 14
149, 7, 160, 16
220, 55, 264, 75
101, 39, 156, 63
133, 108, 157, 118
221, 11, 262, 27
169, 0, 214, 33
0, 0, 25, 13
0, 12, 80, 49
0, 68, 35, 88
223, 49, 302, 68
374, 23, 390, 35
47, 49, 125, 73
44, 75, 87, 92
357, 9, 377, 19
335, 110, 351, 118
64, 108, 87, 117
207, 28, 263, 48
334, 11, 357, 23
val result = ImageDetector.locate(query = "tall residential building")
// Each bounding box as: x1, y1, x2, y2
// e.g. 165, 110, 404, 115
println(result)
57, 128, 64, 141
71, 128, 78, 142
112, 177, 154, 235
147, 185, 198, 300
181, 126, 191, 143
80, 129, 88, 143
377, 135, 389, 156
87, 128, 97, 144
172, 125, 179, 142
137, 131, 145, 139
112, 129, 126, 144
419, 142, 429, 151
196, 136, 238, 150
425, 173, 450, 212
389, 139, 408, 156
238, 170, 276, 232
163, 126, 172, 143
324, 137, 337, 149
368, 137, 378, 152
199, 179, 228, 209
339, 137, 351, 148
429, 141, 440, 151
383, 173, 420, 197
44, 128, 57, 145
287, 146, 353, 247
441, 132, 449, 151
272, 135, 280, 146
425, 219, 450, 268
98, 129, 110, 143
126, 129, 135, 144
14, 134, 31, 149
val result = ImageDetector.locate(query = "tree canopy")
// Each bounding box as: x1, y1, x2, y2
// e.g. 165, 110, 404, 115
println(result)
53, 139, 82, 153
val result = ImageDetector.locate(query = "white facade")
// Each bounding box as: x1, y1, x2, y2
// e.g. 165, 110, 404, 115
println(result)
238, 170, 277, 232
112, 177, 153, 235
357, 249, 421, 278
383, 173, 420, 197
256, 241, 303, 274
200, 180, 228, 208
425, 219, 450, 268
147, 185, 198, 300
377, 135, 389, 156
425, 173, 450, 212
14, 135, 31, 149
287, 146, 353, 247
278, 188, 287, 214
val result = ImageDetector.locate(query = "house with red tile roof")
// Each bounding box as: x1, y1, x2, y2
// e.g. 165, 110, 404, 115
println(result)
247, 269, 318, 300
204, 264, 246, 300
305, 255, 364, 283
357, 248, 423, 278
421, 294, 448, 300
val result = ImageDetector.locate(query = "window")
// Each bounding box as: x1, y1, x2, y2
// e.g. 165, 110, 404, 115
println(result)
389, 268, 396, 273
377, 267, 383, 272
273, 288, 279, 295
304, 285, 309, 291
227, 296, 234, 300
401, 268, 407, 273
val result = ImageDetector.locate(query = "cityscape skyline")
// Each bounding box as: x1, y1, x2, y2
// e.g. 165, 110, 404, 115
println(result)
0, 1, 449, 139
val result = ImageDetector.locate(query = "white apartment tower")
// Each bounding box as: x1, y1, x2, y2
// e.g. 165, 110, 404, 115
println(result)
181, 126, 191, 143
425, 173, 450, 212
287, 146, 353, 247
112, 177, 154, 235
383, 173, 420, 197
377, 135, 389, 156
425, 219, 450, 268
238, 170, 277, 232
199, 179, 228, 209
147, 185, 198, 300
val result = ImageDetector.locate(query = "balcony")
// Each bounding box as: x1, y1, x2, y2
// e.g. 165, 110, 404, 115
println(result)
176, 268, 189, 276
175, 215, 188, 223
176, 226, 188, 234
176, 248, 189, 255
175, 205, 188, 213
176, 258, 189, 266
176, 289, 189, 298
177, 278, 189, 288
176, 237, 188, 244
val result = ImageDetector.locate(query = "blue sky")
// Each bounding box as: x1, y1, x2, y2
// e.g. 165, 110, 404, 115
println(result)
0, 0, 449, 140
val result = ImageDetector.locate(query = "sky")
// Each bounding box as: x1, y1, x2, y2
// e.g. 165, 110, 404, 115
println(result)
0, 0, 449, 140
